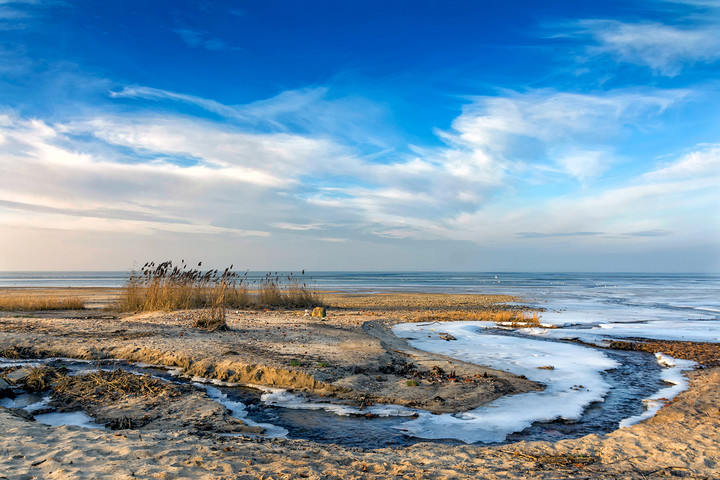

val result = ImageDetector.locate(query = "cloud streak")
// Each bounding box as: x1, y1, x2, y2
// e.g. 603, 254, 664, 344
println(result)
573, 19, 720, 75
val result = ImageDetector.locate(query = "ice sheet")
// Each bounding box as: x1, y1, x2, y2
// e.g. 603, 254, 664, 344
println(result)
520, 319, 720, 344
34, 411, 104, 429
392, 322, 618, 443
0, 358, 43, 368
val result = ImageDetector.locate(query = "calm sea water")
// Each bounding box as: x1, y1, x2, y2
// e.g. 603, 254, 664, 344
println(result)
1, 271, 718, 322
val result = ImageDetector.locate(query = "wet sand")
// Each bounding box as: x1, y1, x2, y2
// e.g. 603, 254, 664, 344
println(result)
1, 288, 719, 479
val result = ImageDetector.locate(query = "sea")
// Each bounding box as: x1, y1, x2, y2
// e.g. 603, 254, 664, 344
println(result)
3, 270, 718, 340
1, 271, 718, 311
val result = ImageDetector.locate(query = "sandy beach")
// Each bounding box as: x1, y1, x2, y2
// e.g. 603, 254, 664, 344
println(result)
1, 289, 719, 479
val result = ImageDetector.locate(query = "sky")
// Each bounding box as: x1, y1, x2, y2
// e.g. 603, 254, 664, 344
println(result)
0, 0, 719, 272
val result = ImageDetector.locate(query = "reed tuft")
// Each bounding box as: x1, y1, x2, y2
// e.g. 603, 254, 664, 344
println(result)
115, 261, 323, 317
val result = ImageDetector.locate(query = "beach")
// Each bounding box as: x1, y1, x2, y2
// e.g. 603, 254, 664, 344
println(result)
1, 288, 719, 479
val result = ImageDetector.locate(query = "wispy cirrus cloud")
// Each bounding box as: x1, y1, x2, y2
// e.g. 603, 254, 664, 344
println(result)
571, 19, 720, 76
517, 231, 603, 239
0, 113, 274, 236
111, 85, 396, 150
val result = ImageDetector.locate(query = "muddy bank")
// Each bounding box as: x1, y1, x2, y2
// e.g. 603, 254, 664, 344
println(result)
608, 338, 720, 367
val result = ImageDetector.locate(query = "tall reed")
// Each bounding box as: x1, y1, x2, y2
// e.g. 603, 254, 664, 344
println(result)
115, 261, 322, 312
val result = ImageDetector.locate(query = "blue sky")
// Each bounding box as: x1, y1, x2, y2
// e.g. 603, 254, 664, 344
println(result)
0, 0, 718, 271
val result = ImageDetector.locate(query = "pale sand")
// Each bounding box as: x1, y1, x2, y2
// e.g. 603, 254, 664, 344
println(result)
0, 289, 718, 479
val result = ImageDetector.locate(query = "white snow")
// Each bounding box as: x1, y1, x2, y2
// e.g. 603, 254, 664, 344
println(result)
392, 322, 618, 443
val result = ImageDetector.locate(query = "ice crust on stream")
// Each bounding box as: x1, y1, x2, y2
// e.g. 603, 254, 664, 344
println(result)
390, 322, 700, 444
258, 387, 418, 418
392, 322, 621, 444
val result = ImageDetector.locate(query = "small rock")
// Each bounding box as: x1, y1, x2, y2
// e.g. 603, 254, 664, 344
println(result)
3, 407, 35, 421
5, 368, 32, 384
0, 378, 11, 397
311, 307, 326, 318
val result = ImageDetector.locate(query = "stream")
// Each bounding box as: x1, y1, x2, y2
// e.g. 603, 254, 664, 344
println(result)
1, 333, 675, 448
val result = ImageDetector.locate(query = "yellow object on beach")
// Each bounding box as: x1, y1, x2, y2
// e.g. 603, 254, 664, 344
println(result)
311, 307, 326, 318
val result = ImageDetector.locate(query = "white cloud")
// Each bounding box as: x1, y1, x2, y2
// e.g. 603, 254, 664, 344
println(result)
447, 174, 719, 246
0, 115, 282, 236
73, 115, 351, 186
1, 85, 715, 256
646, 144, 720, 179
434, 89, 682, 182
271, 222, 326, 231
579, 20, 720, 75
555, 150, 609, 181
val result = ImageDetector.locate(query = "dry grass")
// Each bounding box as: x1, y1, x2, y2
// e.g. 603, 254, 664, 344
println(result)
53, 369, 180, 403
0, 295, 85, 311
256, 273, 322, 308
114, 261, 323, 316
22, 366, 66, 392
417, 309, 543, 328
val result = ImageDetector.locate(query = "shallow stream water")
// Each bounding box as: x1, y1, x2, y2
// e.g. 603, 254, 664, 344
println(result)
1, 342, 667, 448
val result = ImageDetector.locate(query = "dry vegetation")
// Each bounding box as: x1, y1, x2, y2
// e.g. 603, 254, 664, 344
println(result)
114, 261, 323, 319
52, 369, 180, 404
0, 295, 85, 311
417, 309, 543, 328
